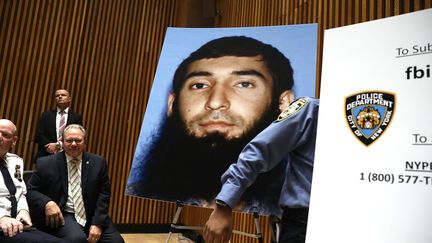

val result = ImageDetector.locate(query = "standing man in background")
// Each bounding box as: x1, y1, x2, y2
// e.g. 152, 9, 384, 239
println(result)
0, 119, 66, 243
27, 124, 124, 243
35, 88, 82, 160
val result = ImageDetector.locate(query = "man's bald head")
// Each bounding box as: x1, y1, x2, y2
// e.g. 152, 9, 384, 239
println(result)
0, 119, 18, 157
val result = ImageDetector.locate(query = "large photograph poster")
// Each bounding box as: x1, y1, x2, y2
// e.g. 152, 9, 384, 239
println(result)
307, 9, 431, 243
126, 25, 318, 216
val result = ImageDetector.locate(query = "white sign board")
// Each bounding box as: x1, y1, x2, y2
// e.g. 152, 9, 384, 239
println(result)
307, 9, 432, 243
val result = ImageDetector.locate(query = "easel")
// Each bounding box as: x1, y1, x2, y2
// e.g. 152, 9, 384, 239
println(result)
166, 201, 264, 243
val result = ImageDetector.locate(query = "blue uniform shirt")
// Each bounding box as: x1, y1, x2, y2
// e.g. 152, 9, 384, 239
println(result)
216, 97, 319, 210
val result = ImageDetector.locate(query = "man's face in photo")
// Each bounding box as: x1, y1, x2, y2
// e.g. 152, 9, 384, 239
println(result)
169, 55, 274, 142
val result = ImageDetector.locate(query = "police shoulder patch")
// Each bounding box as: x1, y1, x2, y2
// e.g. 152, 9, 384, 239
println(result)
14, 164, 22, 182
277, 98, 309, 122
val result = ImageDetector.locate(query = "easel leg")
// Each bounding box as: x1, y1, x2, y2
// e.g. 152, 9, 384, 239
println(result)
253, 212, 264, 243
166, 204, 265, 242
269, 215, 281, 243
166, 202, 183, 243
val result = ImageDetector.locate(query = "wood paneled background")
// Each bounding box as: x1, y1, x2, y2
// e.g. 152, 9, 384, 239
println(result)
1, 0, 430, 242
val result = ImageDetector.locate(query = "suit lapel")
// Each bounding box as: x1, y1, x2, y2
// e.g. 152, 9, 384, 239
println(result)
57, 152, 68, 196
50, 110, 58, 137
66, 110, 75, 126
66, 110, 71, 126
81, 152, 89, 191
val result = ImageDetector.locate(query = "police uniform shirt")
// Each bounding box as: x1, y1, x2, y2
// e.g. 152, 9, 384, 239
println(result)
216, 97, 319, 209
0, 152, 28, 218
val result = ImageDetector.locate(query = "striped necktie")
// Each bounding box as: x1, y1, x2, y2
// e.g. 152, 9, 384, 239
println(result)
58, 110, 66, 141
69, 159, 86, 226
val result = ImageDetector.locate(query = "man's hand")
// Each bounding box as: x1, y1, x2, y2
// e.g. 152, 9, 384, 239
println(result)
16, 210, 32, 229
0, 216, 23, 237
87, 225, 102, 243
44, 201, 65, 228
203, 204, 233, 243
45, 143, 59, 154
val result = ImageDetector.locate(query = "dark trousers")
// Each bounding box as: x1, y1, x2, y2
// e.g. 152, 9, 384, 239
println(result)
0, 229, 67, 243
278, 208, 308, 243
43, 213, 124, 243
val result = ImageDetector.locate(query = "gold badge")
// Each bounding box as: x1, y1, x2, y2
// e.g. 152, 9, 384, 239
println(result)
277, 98, 308, 122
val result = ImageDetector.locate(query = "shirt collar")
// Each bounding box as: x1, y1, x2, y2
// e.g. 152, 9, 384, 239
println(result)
1, 153, 15, 167
0, 153, 6, 165
65, 153, 82, 164
1, 152, 12, 161
57, 107, 70, 114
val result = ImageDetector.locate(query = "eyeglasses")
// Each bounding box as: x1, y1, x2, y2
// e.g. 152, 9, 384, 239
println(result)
64, 138, 84, 144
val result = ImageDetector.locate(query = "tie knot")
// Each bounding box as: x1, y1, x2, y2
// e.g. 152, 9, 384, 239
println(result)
71, 158, 80, 164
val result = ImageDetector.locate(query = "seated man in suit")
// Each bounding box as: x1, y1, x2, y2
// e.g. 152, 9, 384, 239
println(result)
27, 124, 124, 243
0, 119, 66, 243
35, 89, 82, 160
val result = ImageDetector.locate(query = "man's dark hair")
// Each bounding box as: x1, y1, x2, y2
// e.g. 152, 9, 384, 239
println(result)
172, 36, 294, 99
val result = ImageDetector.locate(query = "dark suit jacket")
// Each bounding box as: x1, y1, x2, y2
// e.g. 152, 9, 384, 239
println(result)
26, 151, 112, 229
35, 109, 82, 159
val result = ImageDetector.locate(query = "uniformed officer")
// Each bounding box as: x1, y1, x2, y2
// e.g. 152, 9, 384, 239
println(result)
203, 97, 319, 243
0, 119, 66, 242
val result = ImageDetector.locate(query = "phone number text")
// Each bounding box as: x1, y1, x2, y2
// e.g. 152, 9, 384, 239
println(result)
360, 172, 432, 185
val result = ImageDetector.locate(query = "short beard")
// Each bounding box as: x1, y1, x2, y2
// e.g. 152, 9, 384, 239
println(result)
128, 101, 284, 215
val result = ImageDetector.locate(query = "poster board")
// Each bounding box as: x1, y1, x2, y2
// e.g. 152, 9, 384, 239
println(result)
307, 9, 432, 243
126, 25, 318, 216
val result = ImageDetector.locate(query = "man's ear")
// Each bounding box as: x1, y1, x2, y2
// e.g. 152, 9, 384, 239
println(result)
278, 90, 295, 112
12, 136, 18, 148
167, 93, 175, 116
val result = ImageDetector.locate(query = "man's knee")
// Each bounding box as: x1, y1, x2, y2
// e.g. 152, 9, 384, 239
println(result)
62, 233, 87, 243
100, 230, 125, 243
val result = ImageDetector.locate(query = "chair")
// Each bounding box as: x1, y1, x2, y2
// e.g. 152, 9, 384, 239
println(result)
23, 170, 34, 183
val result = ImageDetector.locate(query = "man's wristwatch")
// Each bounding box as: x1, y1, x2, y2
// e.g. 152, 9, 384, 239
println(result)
215, 199, 229, 208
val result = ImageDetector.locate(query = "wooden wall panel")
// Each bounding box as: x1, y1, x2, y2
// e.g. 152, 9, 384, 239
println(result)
216, 0, 431, 98
1, 0, 430, 242
0, 0, 178, 226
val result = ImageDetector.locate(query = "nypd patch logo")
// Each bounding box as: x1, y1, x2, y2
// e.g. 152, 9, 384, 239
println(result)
345, 91, 395, 146
15, 165, 22, 182
277, 98, 308, 122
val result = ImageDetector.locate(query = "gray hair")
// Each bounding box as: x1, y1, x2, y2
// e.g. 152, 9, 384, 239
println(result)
62, 124, 87, 141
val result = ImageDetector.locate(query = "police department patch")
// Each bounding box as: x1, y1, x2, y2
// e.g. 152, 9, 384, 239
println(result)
277, 98, 308, 122
15, 165, 22, 182
345, 91, 395, 146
